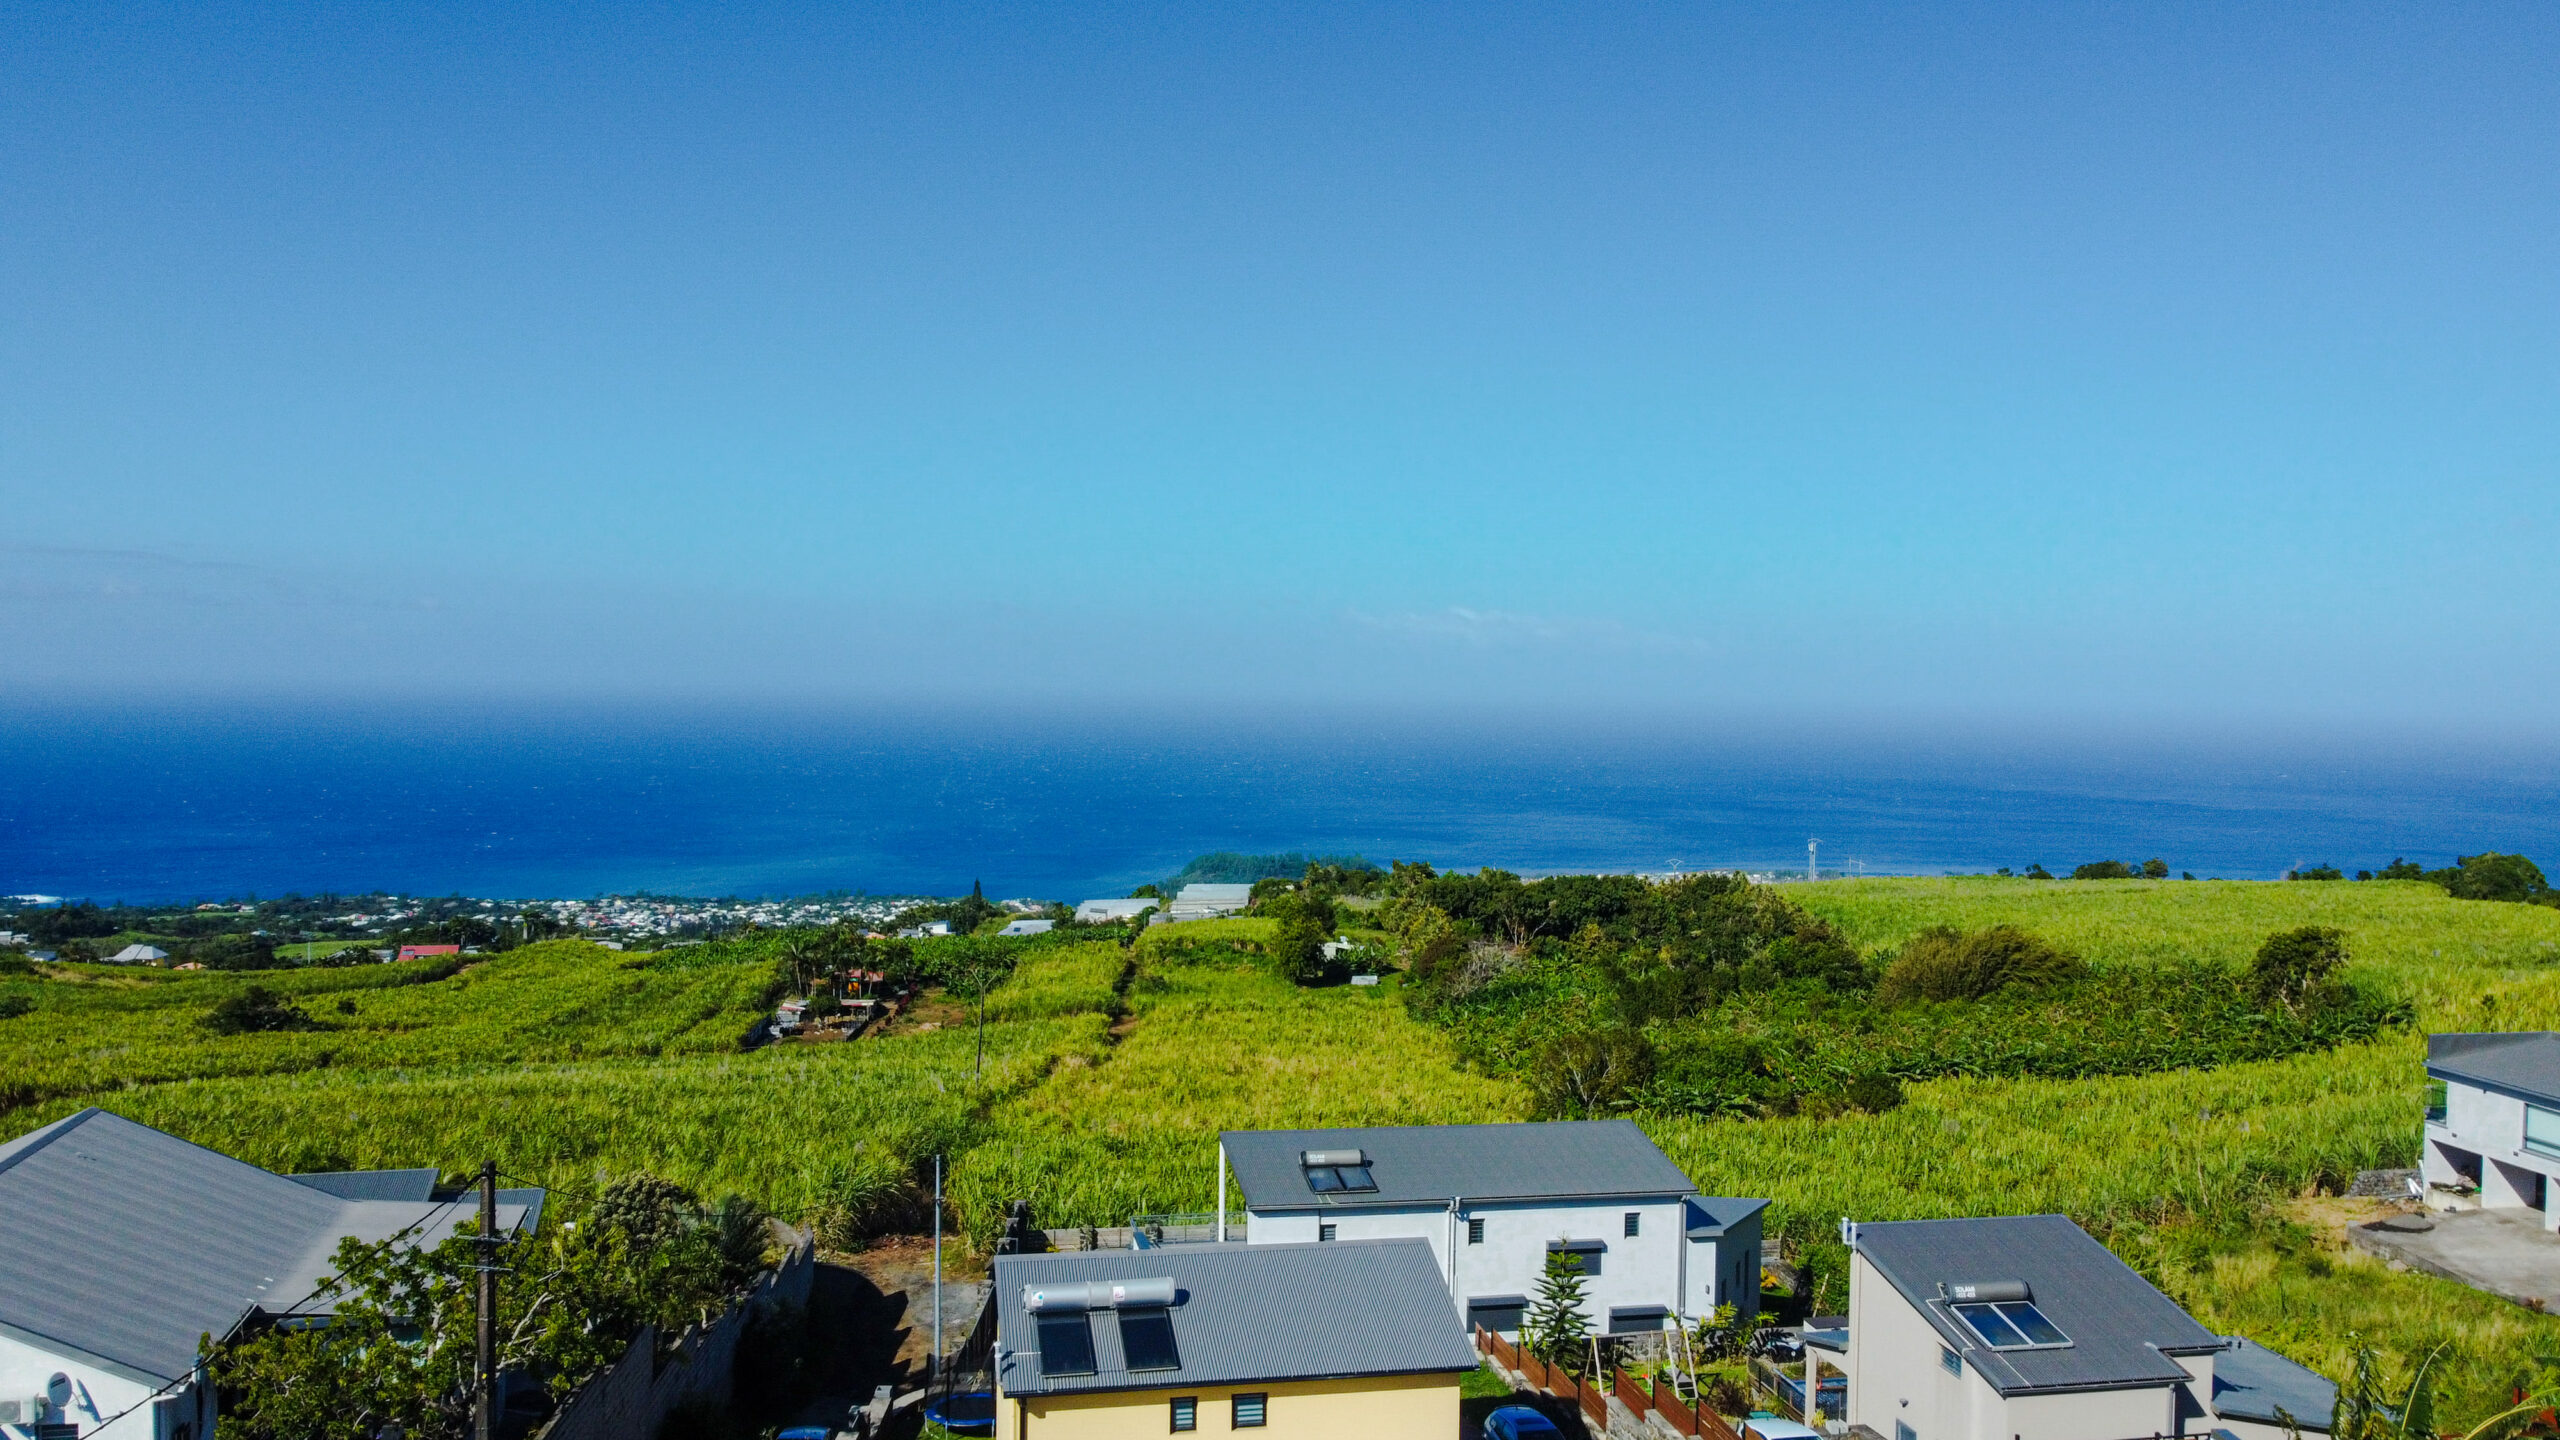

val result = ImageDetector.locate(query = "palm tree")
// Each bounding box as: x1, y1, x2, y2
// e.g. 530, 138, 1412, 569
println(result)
779, 934, 826, 996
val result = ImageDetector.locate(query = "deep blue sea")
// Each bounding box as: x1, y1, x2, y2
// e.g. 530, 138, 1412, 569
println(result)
2, 704, 2555, 901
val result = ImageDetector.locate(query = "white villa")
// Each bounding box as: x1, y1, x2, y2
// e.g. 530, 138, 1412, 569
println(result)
2423, 1030, 2560, 1222
1218, 1121, 1765, 1338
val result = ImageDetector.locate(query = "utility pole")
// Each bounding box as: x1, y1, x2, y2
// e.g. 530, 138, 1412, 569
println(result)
475, 1160, 497, 1440
932, 1154, 944, 1392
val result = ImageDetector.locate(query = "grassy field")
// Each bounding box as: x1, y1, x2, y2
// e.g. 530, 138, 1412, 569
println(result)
12, 882, 2560, 1419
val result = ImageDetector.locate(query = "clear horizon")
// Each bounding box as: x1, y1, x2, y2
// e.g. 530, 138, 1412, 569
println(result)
5, 4, 2557, 723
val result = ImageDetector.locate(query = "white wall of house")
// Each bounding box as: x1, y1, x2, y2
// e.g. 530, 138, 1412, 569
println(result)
2424, 1079, 2560, 1228
0, 1332, 209, 1440
1843, 1253, 2200, 1440
1246, 1196, 1702, 1332
1683, 1209, 1764, 1322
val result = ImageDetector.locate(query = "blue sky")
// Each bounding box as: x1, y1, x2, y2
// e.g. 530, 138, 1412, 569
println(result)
5, 2, 2555, 723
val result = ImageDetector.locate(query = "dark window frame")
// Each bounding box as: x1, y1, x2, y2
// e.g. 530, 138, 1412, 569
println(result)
1467, 1217, 1485, 1245
1233, 1392, 1269, 1428
1623, 1211, 1641, 1238
1318, 1222, 1338, 1242
1169, 1396, 1197, 1432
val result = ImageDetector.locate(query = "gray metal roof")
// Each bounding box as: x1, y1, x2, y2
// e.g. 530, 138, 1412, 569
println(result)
288, 1168, 441, 1201
1685, 1196, 1771, 1239
1851, 1215, 2219, 1397
2428, 1031, 2560, 1107
2213, 1337, 2337, 1432
1223, 1120, 1701, 1210
992, 1240, 1475, 1397
0, 1109, 535, 1384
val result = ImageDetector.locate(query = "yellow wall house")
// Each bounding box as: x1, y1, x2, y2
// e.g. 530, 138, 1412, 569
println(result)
990, 1238, 1477, 1439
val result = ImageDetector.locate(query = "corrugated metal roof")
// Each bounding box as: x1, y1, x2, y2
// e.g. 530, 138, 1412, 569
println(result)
2213, 1337, 2337, 1430
2428, 1031, 2560, 1107
1223, 1120, 1700, 1209
992, 1240, 1475, 1397
1852, 1215, 2218, 1397
0, 1109, 535, 1384
287, 1168, 441, 1201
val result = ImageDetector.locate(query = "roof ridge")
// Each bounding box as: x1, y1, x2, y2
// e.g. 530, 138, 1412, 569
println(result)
0, 1106, 105, 1180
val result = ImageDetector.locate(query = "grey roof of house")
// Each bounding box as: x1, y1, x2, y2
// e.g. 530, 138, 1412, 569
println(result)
991, 1240, 1475, 1397
2428, 1031, 2560, 1107
1174, 884, 1256, 902
0, 1109, 536, 1385
288, 1168, 441, 1201
2213, 1337, 2337, 1432
1685, 1196, 1771, 1239
1852, 1214, 2220, 1397
1223, 1120, 1704, 1210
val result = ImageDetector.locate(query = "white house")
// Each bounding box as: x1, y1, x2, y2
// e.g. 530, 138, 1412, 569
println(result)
2422, 1031, 2560, 1223
1218, 1121, 1765, 1338
104, 945, 167, 965
1165, 884, 1255, 920
0, 1109, 540, 1440
1073, 898, 1160, 924
998, 919, 1055, 937
1841, 1214, 2334, 1440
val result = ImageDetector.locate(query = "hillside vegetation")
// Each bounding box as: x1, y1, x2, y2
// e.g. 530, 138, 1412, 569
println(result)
10, 878, 2560, 1421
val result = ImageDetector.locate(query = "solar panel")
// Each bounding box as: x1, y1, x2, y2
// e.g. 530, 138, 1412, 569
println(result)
1953, 1300, 2069, 1349
1305, 1166, 1345, 1193
1335, 1165, 1377, 1192
1037, 1312, 1097, 1376
1119, 1307, 1181, 1371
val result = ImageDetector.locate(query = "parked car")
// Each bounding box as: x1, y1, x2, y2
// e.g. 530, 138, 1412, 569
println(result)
1482, 1405, 1565, 1440
1741, 1421, 1823, 1440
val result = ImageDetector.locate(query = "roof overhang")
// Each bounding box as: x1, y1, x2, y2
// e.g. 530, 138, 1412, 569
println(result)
2427, 1064, 2560, 1111
0, 1316, 188, 1389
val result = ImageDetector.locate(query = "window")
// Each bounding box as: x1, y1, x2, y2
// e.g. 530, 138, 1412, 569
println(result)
1169, 1397, 1197, 1432
1233, 1393, 1268, 1428
2528, 1105, 2560, 1160
1547, 1242, 1602, 1277
1608, 1306, 1671, 1334
1468, 1217, 1485, 1245
1940, 1346, 1961, 1376
1318, 1222, 1338, 1242
1035, 1312, 1098, 1376
1624, 1211, 1641, 1238
1120, 1308, 1181, 1371
2426, 1080, 2448, 1122
1895, 1424, 1917, 1440
1467, 1296, 1528, 1333
1952, 1300, 2070, 1350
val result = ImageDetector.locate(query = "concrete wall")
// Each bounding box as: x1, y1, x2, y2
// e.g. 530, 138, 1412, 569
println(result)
534, 1229, 816, 1440
995, 1369, 1459, 1440
1245, 1196, 1692, 1330
2425, 1080, 2560, 1227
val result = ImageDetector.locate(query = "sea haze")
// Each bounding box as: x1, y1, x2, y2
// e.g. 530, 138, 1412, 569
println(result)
2, 704, 2554, 902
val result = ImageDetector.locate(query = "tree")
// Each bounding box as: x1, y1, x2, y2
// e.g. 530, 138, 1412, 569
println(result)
203, 986, 323, 1035
1876, 925, 2082, 1004
2428, 853, 2553, 905
2287, 864, 2345, 881
2071, 860, 2133, 880
2141, 858, 2170, 879
2251, 926, 2346, 1014
1532, 1027, 1654, 1118
1523, 1246, 1592, 1371
2023, 864, 2055, 880
2374, 858, 2426, 881
1258, 889, 1340, 985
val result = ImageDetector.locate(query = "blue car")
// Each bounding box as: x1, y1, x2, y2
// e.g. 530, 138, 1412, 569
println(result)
1482, 1405, 1565, 1440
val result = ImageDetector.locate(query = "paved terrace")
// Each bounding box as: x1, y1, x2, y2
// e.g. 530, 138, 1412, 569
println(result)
2348, 1208, 2560, 1309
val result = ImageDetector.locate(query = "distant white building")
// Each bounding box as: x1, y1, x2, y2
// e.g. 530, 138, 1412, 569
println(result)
898, 921, 954, 939
1072, 898, 1160, 924
999, 919, 1055, 937
104, 944, 167, 964
1166, 884, 1254, 920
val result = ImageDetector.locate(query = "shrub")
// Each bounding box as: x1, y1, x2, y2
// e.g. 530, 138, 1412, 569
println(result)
202, 986, 325, 1035
0, 997, 31, 1021
2252, 926, 2347, 1013
2072, 861, 2134, 880
0, 955, 35, 977
2142, 858, 2170, 879
1844, 1073, 1906, 1114
2289, 865, 2345, 882
2426, 853, 2553, 906
1876, 925, 2082, 1004
1530, 1027, 1653, 1118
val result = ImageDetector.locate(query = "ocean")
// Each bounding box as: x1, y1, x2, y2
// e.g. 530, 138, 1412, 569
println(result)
2, 703, 2554, 902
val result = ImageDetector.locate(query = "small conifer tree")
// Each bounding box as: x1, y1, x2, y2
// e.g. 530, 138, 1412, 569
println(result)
1524, 1246, 1592, 1371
